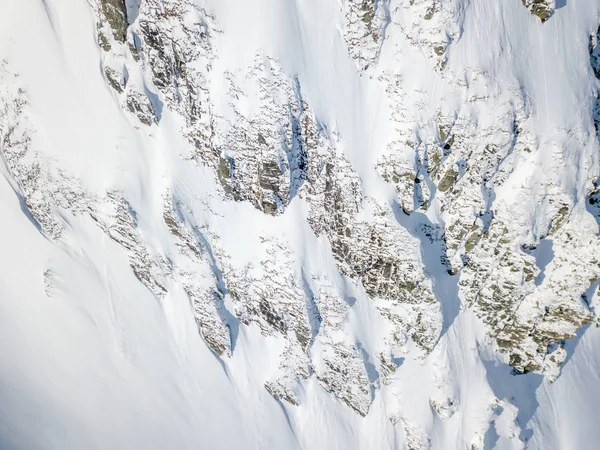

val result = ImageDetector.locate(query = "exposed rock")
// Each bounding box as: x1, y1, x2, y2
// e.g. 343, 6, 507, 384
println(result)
135, 1, 215, 149
99, 192, 170, 298
161, 197, 233, 356
393, 0, 465, 71
521, 0, 555, 23
14, 0, 595, 423
303, 134, 441, 352
375, 5, 599, 379
212, 57, 308, 214
104, 66, 126, 93
588, 26, 600, 226
95, 0, 128, 50
0, 64, 89, 239
341, 0, 390, 69
125, 90, 157, 126
314, 341, 372, 415
308, 275, 375, 415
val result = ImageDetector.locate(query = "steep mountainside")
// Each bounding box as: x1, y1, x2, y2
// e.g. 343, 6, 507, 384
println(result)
0, 0, 599, 449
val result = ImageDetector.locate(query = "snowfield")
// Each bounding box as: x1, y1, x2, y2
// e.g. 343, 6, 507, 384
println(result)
0, 0, 599, 449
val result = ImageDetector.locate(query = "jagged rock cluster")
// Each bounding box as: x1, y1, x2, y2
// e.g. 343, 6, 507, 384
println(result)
214, 56, 308, 214
303, 147, 441, 351
340, 0, 390, 69
589, 25, 600, 225
521, 0, 555, 22
370, 4, 599, 380
341, 0, 466, 72
83, 0, 441, 416
210, 57, 439, 408
0, 63, 90, 240
2, 0, 599, 426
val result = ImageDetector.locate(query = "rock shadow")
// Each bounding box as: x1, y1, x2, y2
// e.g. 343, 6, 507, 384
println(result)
391, 203, 461, 340
482, 355, 543, 445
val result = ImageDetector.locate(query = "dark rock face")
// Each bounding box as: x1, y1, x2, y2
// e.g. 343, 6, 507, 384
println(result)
70, 0, 600, 417
589, 27, 600, 228
591, 26, 600, 137
99, 0, 128, 46
521, 0, 555, 22
125, 91, 157, 126
209, 59, 311, 216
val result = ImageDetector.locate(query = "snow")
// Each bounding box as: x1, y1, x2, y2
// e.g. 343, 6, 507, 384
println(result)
0, 0, 599, 448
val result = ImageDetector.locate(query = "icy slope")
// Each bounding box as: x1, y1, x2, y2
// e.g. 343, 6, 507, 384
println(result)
0, 0, 599, 449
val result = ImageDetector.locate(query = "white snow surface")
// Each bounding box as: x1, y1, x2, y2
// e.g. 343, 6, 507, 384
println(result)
0, 0, 599, 449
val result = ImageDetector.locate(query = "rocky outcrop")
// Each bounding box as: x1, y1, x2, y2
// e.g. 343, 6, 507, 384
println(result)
125, 91, 157, 126
161, 197, 234, 357
0, 63, 90, 240
213, 57, 308, 214
588, 26, 600, 226
303, 146, 441, 351
85, 0, 385, 414
521, 0, 555, 23
372, 4, 600, 381
341, 0, 467, 71
341, 0, 390, 69
7, 0, 596, 424
395, 0, 465, 71
95, 0, 128, 50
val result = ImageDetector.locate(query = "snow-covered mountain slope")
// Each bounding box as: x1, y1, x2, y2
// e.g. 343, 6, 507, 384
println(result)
0, 0, 599, 448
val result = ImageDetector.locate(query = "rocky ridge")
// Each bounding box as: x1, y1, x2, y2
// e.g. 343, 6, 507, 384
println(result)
366, 0, 600, 381
1, 0, 599, 429
521, 0, 556, 22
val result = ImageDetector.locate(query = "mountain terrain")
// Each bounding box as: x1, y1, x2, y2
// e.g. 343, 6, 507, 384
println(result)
0, 0, 599, 449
